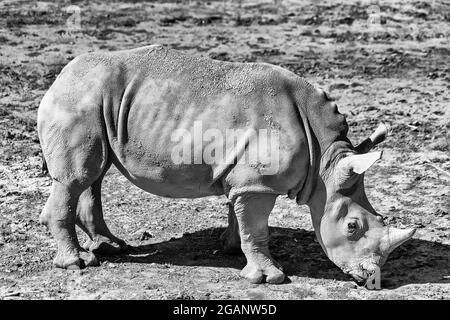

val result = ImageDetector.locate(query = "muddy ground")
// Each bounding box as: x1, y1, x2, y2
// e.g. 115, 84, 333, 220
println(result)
0, 0, 449, 300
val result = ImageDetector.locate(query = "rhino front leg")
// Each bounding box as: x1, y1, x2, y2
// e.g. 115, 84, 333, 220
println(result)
220, 202, 241, 253
76, 176, 127, 255
233, 193, 285, 284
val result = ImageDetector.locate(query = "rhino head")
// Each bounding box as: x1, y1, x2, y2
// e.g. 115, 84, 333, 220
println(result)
308, 123, 415, 285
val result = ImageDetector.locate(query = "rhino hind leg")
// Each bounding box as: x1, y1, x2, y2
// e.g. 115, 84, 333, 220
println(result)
232, 193, 285, 284
40, 181, 99, 269
76, 167, 128, 255
39, 99, 110, 269
220, 202, 241, 254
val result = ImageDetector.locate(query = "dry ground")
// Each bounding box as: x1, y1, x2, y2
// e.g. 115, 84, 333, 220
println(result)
0, 0, 449, 299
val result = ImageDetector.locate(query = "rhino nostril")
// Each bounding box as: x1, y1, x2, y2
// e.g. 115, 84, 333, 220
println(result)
355, 279, 366, 286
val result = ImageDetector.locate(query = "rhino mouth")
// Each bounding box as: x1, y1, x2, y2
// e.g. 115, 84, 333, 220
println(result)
348, 269, 373, 285
345, 259, 381, 285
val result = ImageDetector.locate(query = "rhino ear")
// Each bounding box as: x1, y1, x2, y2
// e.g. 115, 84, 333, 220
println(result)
355, 123, 389, 154
340, 151, 383, 174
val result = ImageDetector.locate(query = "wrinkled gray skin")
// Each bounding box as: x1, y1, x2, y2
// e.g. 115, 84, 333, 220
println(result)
38, 45, 415, 285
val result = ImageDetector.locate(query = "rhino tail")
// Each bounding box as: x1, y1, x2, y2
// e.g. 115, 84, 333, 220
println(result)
41, 153, 49, 176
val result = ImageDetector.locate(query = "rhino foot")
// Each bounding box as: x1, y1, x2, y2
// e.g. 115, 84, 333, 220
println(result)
53, 250, 99, 269
229, 193, 285, 284
240, 259, 285, 284
83, 236, 128, 255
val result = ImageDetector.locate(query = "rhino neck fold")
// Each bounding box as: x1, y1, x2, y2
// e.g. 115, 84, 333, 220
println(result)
289, 110, 320, 205
291, 80, 353, 205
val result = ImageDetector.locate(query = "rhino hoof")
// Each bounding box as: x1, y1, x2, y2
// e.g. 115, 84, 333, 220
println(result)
53, 254, 81, 269
83, 237, 128, 255
53, 251, 99, 269
240, 263, 285, 284
240, 268, 264, 284
80, 251, 100, 267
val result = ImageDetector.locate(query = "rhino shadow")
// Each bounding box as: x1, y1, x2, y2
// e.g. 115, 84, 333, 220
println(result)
101, 227, 450, 289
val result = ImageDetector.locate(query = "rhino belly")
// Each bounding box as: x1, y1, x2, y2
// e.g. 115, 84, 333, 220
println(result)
111, 152, 224, 198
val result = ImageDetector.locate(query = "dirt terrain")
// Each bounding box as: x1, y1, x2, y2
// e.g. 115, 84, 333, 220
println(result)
0, 0, 449, 300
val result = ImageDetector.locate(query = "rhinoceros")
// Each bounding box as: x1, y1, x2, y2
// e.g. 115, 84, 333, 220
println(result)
38, 44, 415, 285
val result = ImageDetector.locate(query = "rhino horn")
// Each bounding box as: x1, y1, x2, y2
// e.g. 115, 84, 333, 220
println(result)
355, 122, 389, 153
381, 227, 416, 254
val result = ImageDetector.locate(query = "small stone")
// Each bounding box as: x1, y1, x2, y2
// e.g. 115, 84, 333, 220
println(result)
343, 282, 357, 289
140, 231, 153, 241
133, 229, 153, 241
414, 222, 425, 228
435, 209, 448, 217
67, 264, 80, 270
329, 82, 349, 91
429, 137, 448, 151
